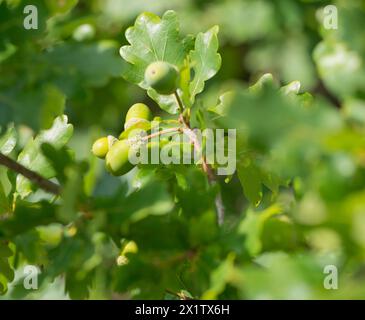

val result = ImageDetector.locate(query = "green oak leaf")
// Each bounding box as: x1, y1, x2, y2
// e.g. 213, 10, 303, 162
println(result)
239, 205, 283, 256
180, 59, 192, 108
202, 253, 238, 299
0, 241, 14, 294
40, 85, 66, 130
0, 241, 12, 258
120, 10, 191, 86
280, 80, 301, 96
209, 91, 236, 116
237, 156, 262, 206
16, 115, 73, 198
46, 0, 78, 15
132, 167, 156, 190
0, 124, 17, 155
57, 164, 85, 223
189, 26, 221, 104
147, 88, 181, 114
119, 10, 193, 114
0, 259, 13, 294
46, 41, 123, 88
0, 201, 57, 237
249, 73, 276, 94
0, 182, 10, 215
313, 41, 365, 97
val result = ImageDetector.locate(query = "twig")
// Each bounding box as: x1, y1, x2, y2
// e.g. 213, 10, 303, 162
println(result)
174, 91, 184, 114
0, 153, 61, 195
174, 91, 225, 226
141, 127, 182, 141
214, 189, 225, 226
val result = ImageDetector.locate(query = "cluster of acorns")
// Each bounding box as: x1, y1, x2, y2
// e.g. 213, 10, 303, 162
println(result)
91, 61, 180, 176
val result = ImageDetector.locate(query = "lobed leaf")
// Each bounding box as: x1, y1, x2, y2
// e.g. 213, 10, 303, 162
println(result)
0, 124, 17, 155
120, 10, 194, 114
16, 115, 73, 198
189, 26, 221, 103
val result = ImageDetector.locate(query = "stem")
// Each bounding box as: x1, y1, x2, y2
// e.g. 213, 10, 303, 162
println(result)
214, 189, 225, 226
190, 133, 225, 226
174, 91, 184, 114
174, 91, 225, 226
141, 127, 182, 141
0, 153, 61, 195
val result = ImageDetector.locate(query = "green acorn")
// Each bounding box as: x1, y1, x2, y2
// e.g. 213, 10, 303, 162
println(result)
124, 103, 152, 130
92, 136, 117, 159
145, 61, 179, 95
105, 140, 134, 176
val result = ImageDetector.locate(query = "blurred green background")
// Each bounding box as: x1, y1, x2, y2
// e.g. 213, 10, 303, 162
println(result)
1, 0, 365, 299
